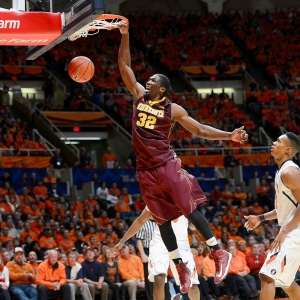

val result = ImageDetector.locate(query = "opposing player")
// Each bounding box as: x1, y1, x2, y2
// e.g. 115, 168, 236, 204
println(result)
245, 132, 300, 300
113, 208, 200, 300
118, 22, 248, 293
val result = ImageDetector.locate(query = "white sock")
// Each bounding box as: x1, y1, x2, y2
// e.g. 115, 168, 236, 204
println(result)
169, 248, 181, 259
206, 237, 218, 247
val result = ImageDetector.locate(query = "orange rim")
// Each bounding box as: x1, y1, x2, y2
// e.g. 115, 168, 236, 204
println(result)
95, 14, 128, 23
88, 14, 128, 31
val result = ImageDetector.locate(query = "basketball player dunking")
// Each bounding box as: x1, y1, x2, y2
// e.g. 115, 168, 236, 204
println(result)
245, 132, 300, 300
117, 22, 248, 294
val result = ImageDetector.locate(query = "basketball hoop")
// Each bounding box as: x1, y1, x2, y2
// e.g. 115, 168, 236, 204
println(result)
68, 14, 128, 41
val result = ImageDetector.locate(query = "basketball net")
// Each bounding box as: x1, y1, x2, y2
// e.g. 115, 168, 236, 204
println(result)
68, 14, 128, 41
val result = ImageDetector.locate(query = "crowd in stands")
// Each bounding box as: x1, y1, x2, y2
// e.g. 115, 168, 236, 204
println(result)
224, 9, 300, 87
129, 13, 245, 73
0, 105, 48, 157
1, 147, 299, 299
0, 165, 297, 299
244, 82, 300, 136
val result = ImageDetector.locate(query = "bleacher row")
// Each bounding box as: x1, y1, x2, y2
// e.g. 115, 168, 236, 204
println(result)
0, 163, 280, 197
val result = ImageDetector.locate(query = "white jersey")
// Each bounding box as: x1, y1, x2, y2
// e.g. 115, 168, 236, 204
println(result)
275, 160, 300, 227
147, 212, 199, 285
152, 215, 190, 246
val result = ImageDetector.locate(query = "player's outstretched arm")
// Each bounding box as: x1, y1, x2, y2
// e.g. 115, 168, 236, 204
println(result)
171, 103, 248, 143
113, 208, 152, 253
244, 209, 277, 231
118, 23, 144, 102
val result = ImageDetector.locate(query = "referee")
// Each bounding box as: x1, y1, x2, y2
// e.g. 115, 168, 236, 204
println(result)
136, 217, 171, 300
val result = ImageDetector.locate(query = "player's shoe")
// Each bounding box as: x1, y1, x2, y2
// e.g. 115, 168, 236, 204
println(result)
175, 262, 192, 294
211, 249, 232, 284
171, 294, 183, 300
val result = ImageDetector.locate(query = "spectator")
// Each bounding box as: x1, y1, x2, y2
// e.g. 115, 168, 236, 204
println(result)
50, 149, 67, 180
109, 182, 121, 197
27, 251, 39, 273
80, 147, 88, 167
102, 147, 117, 168
202, 248, 221, 300
0, 254, 10, 300
43, 171, 56, 184
58, 230, 75, 253
134, 195, 146, 213
124, 158, 134, 169
246, 242, 266, 290
209, 185, 223, 203
113, 160, 121, 169
33, 179, 48, 200
114, 197, 134, 220
20, 222, 38, 244
6, 247, 37, 300
48, 183, 62, 200
64, 250, 93, 300
0, 227, 14, 245
223, 150, 236, 178
36, 249, 71, 300
2, 251, 11, 266
84, 194, 98, 212
232, 186, 247, 205
77, 243, 88, 264
81, 247, 109, 300
6, 218, 18, 239
33, 137, 47, 155
228, 226, 243, 243
96, 211, 110, 230
118, 243, 145, 300
222, 184, 233, 203
96, 182, 108, 204
39, 227, 57, 251
101, 247, 124, 300
266, 182, 275, 210
0, 172, 12, 183
256, 179, 270, 205
86, 160, 96, 169
227, 245, 259, 300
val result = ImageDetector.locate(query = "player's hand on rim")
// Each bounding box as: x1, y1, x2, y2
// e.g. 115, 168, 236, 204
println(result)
118, 22, 129, 34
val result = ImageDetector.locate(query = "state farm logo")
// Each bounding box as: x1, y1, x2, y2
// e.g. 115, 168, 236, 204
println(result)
0, 19, 20, 29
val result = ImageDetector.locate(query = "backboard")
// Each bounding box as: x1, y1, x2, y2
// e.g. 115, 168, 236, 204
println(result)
0, 0, 104, 60
22, 0, 105, 60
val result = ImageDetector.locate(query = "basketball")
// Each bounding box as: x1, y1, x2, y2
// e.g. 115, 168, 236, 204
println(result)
68, 56, 95, 83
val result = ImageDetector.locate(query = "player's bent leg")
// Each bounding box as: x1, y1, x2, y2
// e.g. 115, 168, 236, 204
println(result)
187, 209, 232, 284
282, 281, 300, 300
159, 221, 191, 294
154, 274, 167, 300
187, 284, 200, 300
259, 273, 275, 300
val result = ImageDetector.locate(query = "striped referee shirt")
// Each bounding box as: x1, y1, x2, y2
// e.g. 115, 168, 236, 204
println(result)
135, 220, 156, 249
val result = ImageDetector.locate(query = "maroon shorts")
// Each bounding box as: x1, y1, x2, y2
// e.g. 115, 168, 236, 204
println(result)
137, 158, 207, 225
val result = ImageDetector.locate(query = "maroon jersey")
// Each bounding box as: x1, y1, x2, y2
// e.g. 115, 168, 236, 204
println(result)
132, 96, 176, 170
